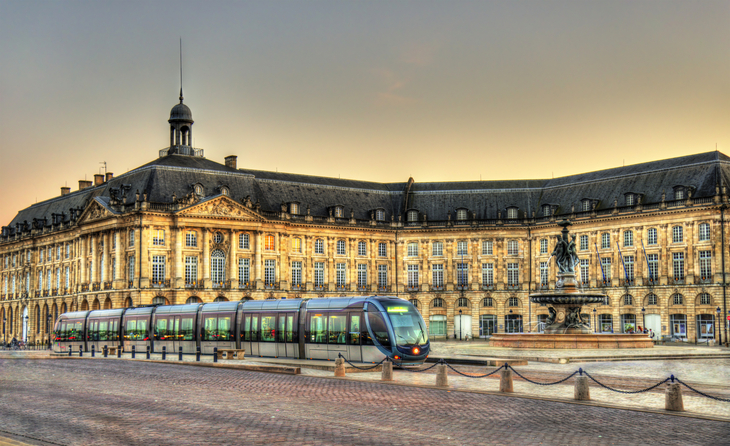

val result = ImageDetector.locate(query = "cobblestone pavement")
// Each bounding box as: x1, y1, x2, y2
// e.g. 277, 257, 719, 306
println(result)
1, 359, 729, 446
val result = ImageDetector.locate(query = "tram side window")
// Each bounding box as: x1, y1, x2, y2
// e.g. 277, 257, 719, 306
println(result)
349, 315, 361, 345
329, 314, 346, 344
87, 320, 99, 341
250, 315, 260, 341
203, 314, 234, 341
98, 320, 109, 341
242, 314, 260, 342
68, 320, 84, 341
286, 314, 296, 343
56, 321, 66, 341
155, 317, 169, 340
180, 317, 194, 341
260, 314, 276, 342
109, 319, 119, 342
367, 310, 391, 348
125, 318, 147, 341
309, 314, 327, 343
242, 315, 251, 341
277, 315, 286, 342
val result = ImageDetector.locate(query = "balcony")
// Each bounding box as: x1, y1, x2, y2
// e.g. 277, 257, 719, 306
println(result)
335, 284, 348, 292
481, 284, 494, 291
127, 281, 134, 289
313, 284, 325, 291
43, 289, 49, 297
212, 280, 231, 289
406, 285, 419, 292
151, 279, 171, 288
599, 279, 612, 287
52, 288, 58, 296
81, 283, 89, 292
431, 285, 444, 291
696, 276, 713, 285
92, 283, 101, 291
238, 282, 251, 290
290, 283, 304, 291
186, 280, 202, 289
35, 291, 41, 298
456, 284, 469, 291
103, 282, 113, 290
672, 277, 685, 285
377, 285, 390, 293
619, 279, 634, 287
356, 284, 369, 292
264, 282, 279, 290
505, 283, 520, 291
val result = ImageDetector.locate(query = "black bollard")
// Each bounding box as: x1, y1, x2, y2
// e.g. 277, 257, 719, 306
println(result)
213, 347, 218, 363
117, 346, 122, 358
146, 346, 150, 360
196, 346, 201, 362
132, 345, 136, 359
162, 346, 166, 360
91, 345, 95, 357
179, 346, 183, 361
79, 345, 83, 357
103, 345, 108, 358
68, 346, 72, 357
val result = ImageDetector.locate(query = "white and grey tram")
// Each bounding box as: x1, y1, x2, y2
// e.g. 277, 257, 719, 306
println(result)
53, 296, 430, 365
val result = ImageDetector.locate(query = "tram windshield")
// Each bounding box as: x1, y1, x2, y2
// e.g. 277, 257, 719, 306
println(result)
381, 302, 428, 346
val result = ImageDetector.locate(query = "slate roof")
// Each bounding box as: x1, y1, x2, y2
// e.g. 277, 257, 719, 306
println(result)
5, 151, 730, 232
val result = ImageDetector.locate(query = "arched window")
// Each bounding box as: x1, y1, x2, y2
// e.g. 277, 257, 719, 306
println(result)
646, 293, 657, 306
152, 296, 167, 305
602, 296, 611, 306
623, 295, 633, 306
214, 296, 228, 302
220, 187, 229, 196
698, 293, 711, 305
334, 206, 344, 218
457, 297, 469, 308
508, 297, 519, 307
672, 293, 683, 305
186, 296, 201, 304
211, 249, 226, 286
409, 298, 419, 308
314, 239, 324, 255
431, 298, 444, 308
123, 298, 132, 308
482, 297, 493, 307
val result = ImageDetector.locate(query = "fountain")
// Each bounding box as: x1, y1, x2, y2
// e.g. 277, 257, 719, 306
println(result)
490, 221, 654, 348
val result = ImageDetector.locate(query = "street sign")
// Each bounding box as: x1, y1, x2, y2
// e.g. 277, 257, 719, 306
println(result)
726, 315, 730, 321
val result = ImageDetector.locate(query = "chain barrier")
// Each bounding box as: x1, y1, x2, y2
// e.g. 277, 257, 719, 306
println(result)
445, 363, 505, 378
505, 364, 578, 385
337, 353, 386, 371
583, 370, 670, 394
675, 377, 730, 402
392, 360, 442, 373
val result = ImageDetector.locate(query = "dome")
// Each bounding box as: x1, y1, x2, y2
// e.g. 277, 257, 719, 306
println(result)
169, 102, 193, 122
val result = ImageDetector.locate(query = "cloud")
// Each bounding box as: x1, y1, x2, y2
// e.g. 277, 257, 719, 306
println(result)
371, 68, 416, 107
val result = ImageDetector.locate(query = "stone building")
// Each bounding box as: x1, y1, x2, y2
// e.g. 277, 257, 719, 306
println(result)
1, 93, 728, 345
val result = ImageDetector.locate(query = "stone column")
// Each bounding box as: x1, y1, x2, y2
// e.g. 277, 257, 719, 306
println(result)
102, 232, 109, 283
90, 234, 98, 284
229, 229, 238, 289
80, 237, 87, 285
254, 231, 262, 289
139, 226, 149, 288
114, 232, 122, 286
202, 229, 210, 288
175, 228, 184, 288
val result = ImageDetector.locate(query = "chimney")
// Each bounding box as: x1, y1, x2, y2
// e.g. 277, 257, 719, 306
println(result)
61, 187, 71, 196
225, 155, 237, 169
105, 172, 114, 182
78, 180, 92, 190
94, 174, 104, 186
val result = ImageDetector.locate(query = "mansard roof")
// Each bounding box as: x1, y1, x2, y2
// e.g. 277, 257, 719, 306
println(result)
5, 150, 730, 233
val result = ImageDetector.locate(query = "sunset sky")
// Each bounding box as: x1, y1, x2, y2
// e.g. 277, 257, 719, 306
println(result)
1, 1, 729, 225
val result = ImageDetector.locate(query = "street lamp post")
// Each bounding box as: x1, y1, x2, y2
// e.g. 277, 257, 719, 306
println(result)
717, 307, 722, 346
46, 313, 52, 350
593, 308, 597, 333
458, 309, 462, 341
641, 307, 646, 333
2, 316, 6, 347
24, 315, 29, 343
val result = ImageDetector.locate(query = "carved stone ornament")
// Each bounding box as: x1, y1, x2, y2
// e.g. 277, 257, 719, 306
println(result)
86, 203, 109, 222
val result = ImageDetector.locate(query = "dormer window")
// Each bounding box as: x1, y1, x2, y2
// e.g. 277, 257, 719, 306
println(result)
456, 208, 468, 221
374, 209, 385, 221
581, 199, 592, 212
542, 204, 552, 216
506, 207, 518, 220
625, 194, 635, 206
407, 210, 419, 222
333, 206, 344, 218
220, 186, 229, 196
674, 187, 684, 201
194, 184, 204, 196
289, 202, 300, 215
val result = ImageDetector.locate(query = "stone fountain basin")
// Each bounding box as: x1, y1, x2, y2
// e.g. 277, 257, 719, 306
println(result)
530, 294, 605, 305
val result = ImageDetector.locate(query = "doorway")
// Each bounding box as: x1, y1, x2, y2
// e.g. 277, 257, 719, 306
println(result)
644, 314, 661, 340
455, 314, 472, 339
22, 307, 28, 342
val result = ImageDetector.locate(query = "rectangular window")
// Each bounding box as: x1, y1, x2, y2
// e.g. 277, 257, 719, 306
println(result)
580, 259, 589, 284
128, 255, 135, 282
265, 235, 275, 251
264, 259, 276, 285
315, 239, 324, 255
129, 230, 135, 247
357, 264, 367, 287
433, 241, 443, 256
579, 235, 588, 251
357, 241, 366, 256
407, 243, 418, 257
38, 271, 43, 291
647, 228, 657, 245
699, 251, 712, 279
239, 233, 250, 249
482, 263, 494, 287
407, 264, 419, 287
378, 264, 387, 289
673, 252, 685, 280
57, 246, 61, 260
378, 242, 387, 257
40, 250, 43, 263
336, 263, 346, 287
291, 238, 302, 253
507, 240, 519, 256
291, 261, 302, 286
647, 254, 658, 282
456, 241, 467, 256
65, 266, 70, 289
152, 229, 165, 246
698, 223, 711, 241
507, 263, 519, 286
456, 263, 468, 286
601, 233, 610, 249
314, 262, 324, 287
111, 258, 116, 281
540, 261, 548, 286
65, 244, 70, 259
540, 239, 547, 254
186, 231, 197, 247
152, 256, 165, 284
185, 256, 198, 286
482, 240, 492, 255
672, 226, 683, 243
432, 264, 444, 287
623, 255, 634, 281
238, 258, 250, 287
623, 231, 633, 247
336, 240, 346, 256
600, 257, 612, 282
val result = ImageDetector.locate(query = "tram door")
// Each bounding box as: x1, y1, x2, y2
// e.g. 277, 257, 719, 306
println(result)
242, 314, 259, 356
347, 313, 362, 362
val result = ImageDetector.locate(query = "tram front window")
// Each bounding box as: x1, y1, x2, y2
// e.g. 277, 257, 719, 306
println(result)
382, 302, 428, 347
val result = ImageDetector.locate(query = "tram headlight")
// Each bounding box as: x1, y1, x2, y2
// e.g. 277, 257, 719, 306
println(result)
412, 347, 420, 355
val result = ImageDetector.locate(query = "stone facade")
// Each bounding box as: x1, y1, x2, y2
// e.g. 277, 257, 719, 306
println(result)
1, 95, 729, 345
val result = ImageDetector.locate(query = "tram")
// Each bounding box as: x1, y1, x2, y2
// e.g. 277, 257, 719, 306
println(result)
53, 296, 429, 365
